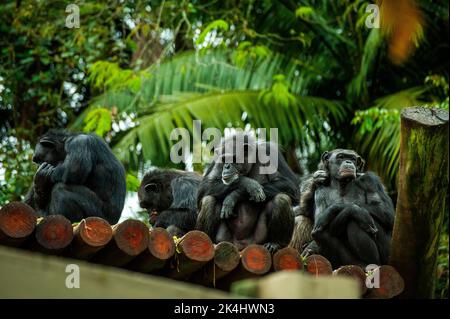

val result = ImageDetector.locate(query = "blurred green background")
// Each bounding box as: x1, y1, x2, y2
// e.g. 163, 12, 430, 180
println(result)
0, 0, 448, 297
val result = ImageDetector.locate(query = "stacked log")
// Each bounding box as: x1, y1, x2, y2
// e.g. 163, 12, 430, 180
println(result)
30, 215, 74, 254
0, 202, 37, 247
272, 247, 303, 271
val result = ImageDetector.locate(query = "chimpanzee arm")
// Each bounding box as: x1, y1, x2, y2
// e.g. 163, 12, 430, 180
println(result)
50, 135, 94, 185
169, 176, 199, 212
356, 172, 395, 229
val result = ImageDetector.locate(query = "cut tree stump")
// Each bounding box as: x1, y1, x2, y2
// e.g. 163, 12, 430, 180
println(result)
273, 246, 303, 271
364, 265, 405, 299
92, 219, 149, 267
165, 230, 214, 280
217, 244, 272, 290
30, 215, 73, 254
68, 217, 113, 260
191, 241, 240, 286
0, 202, 37, 247
127, 227, 175, 273
333, 265, 367, 295
305, 254, 332, 276
390, 107, 449, 298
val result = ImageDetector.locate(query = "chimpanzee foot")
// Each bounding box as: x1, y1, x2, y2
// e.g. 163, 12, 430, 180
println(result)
264, 242, 281, 253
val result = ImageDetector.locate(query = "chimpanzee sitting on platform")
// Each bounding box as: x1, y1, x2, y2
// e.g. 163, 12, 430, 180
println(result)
24, 130, 126, 224
295, 149, 395, 268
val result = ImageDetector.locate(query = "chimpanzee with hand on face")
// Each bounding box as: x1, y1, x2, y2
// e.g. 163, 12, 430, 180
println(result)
138, 169, 202, 237
24, 130, 126, 224
297, 149, 394, 268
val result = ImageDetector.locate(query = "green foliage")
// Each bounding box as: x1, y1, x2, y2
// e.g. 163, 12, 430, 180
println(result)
125, 173, 140, 192
259, 74, 297, 109
83, 108, 112, 137
295, 6, 314, 20
88, 61, 143, 93
196, 19, 229, 47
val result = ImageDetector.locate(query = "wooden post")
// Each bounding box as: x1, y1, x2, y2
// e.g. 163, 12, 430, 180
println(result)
364, 265, 405, 299
272, 246, 303, 271
127, 227, 175, 273
390, 107, 449, 298
0, 202, 37, 247
191, 241, 240, 286
92, 219, 149, 267
30, 215, 74, 254
333, 265, 367, 296
305, 254, 332, 276
68, 217, 113, 260
165, 230, 214, 280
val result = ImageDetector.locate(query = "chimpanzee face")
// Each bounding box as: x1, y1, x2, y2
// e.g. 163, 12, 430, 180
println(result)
322, 149, 364, 181
138, 172, 173, 224
217, 142, 255, 185
32, 134, 67, 165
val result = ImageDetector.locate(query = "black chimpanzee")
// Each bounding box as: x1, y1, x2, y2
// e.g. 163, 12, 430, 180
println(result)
138, 169, 202, 237
24, 130, 126, 224
296, 149, 395, 268
196, 133, 299, 252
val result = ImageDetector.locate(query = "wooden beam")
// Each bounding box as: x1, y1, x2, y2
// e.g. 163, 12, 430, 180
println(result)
0, 245, 231, 298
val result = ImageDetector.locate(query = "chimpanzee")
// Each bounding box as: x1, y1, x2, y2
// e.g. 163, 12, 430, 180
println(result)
296, 149, 395, 268
138, 169, 202, 237
24, 130, 126, 224
196, 133, 299, 252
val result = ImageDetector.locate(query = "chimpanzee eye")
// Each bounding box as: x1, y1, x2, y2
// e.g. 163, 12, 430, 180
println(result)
144, 183, 159, 193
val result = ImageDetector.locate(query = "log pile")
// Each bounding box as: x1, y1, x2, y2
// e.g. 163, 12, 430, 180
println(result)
0, 201, 404, 298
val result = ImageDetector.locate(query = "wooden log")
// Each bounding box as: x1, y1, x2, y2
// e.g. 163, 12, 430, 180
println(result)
191, 241, 240, 286
0, 202, 37, 247
273, 246, 303, 271
91, 219, 149, 267
333, 265, 367, 295
127, 227, 175, 273
165, 230, 214, 280
30, 215, 73, 254
217, 244, 272, 290
390, 107, 448, 298
68, 217, 113, 260
364, 265, 405, 299
305, 254, 332, 276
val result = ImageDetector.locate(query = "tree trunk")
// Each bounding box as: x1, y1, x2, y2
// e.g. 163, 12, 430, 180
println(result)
390, 107, 449, 298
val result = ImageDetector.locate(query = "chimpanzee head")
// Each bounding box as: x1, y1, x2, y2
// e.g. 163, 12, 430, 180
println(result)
138, 169, 177, 224
215, 133, 257, 185
320, 149, 365, 182
32, 130, 69, 165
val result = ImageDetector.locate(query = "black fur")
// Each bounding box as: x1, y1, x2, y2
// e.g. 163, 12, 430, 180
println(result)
298, 149, 395, 268
24, 130, 126, 224
196, 133, 299, 252
138, 169, 201, 237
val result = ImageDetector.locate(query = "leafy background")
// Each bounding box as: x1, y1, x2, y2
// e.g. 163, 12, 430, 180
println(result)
0, 0, 448, 297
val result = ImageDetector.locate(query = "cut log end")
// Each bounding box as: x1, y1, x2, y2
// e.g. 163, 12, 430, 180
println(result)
178, 230, 214, 262
76, 217, 112, 247
241, 244, 272, 275
113, 220, 149, 256
333, 265, 367, 295
36, 215, 73, 250
401, 107, 449, 127
365, 265, 405, 299
305, 254, 332, 276
214, 242, 240, 272
0, 202, 37, 239
273, 247, 303, 271
148, 227, 175, 260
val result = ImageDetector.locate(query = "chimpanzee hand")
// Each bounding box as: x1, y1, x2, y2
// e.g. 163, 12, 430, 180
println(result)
242, 178, 266, 202
221, 195, 237, 219
313, 169, 328, 185
34, 162, 55, 194
312, 202, 347, 234
264, 242, 281, 253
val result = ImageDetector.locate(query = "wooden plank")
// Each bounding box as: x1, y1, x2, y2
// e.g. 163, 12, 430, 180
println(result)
232, 271, 360, 299
0, 245, 230, 299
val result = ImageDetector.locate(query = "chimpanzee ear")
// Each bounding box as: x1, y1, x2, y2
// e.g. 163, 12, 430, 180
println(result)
357, 156, 365, 171
321, 151, 330, 162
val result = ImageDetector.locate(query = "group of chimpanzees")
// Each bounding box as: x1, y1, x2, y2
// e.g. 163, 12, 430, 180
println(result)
24, 130, 395, 268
